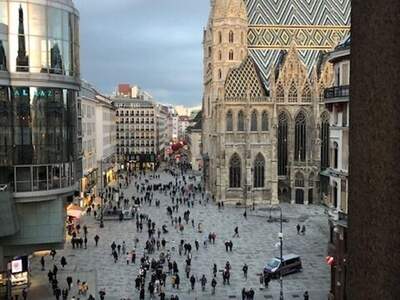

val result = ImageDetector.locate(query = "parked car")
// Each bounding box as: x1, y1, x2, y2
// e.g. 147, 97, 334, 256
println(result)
264, 254, 302, 278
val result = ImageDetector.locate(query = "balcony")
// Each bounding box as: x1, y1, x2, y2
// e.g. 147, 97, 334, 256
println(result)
324, 85, 350, 103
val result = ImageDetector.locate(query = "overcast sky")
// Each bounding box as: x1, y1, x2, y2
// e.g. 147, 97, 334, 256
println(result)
74, 0, 209, 106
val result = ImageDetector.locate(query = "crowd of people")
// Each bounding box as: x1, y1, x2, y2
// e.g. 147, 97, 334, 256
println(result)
21, 161, 311, 300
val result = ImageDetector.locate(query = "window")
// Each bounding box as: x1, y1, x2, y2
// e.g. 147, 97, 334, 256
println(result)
302, 84, 312, 102
333, 142, 339, 169
288, 81, 298, 103
321, 112, 330, 169
218, 31, 222, 44
342, 63, 350, 85
218, 69, 222, 79
295, 111, 307, 161
261, 111, 268, 131
295, 172, 304, 187
342, 104, 348, 127
276, 84, 284, 102
229, 31, 234, 43
218, 50, 222, 61
226, 111, 233, 131
278, 112, 288, 176
254, 153, 265, 188
251, 110, 258, 131
229, 50, 234, 60
208, 46, 212, 57
229, 154, 241, 188
237, 110, 244, 131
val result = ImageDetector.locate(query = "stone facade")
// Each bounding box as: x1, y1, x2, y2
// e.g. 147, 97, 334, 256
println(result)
202, 0, 333, 205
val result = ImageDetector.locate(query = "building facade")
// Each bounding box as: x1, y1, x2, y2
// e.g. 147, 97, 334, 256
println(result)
187, 112, 203, 171
113, 97, 157, 170
95, 92, 117, 193
202, 0, 333, 205
0, 0, 81, 270
155, 104, 169, 160
79, 82, 98, 205
324, 36, 350, 300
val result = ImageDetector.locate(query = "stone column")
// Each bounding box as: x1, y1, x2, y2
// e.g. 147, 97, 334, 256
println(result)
348, 0, 400, 298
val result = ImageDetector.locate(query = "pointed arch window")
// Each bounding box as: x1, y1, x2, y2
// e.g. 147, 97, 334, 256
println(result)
261, 111, 268, 131
295, 111, 307, 161
288, 81, 298, 103
218, 50, 222, 61
333, 142, 339, 169
226, 110, 233, 131
218, 69, 222, 79
237, 110, 244, 131
218, 31, 222, 44
229, 31, 234, 43
254, 154, 265, 188
208, 46, 212, 57
276, 84, 284, 102
229, 154, 241, 188
302, 84, 312, 102
320, 112, 330, 169
229, 50, 234, 61
319, 84, 325, 102
278, 112, 288, 176
251, 110, 258, 131
295, 172, 305, 187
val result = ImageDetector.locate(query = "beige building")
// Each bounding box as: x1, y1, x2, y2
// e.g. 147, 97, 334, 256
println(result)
201, 0, 333, 205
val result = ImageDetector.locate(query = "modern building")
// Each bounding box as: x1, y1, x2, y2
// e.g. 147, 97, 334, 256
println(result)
0, 0, 81, 277
113, 97, 157, 170
202, 0, 334, 205
324, 35, 350, 300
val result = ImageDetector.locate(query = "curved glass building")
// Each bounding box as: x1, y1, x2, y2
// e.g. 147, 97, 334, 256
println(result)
0, 0, 81, 266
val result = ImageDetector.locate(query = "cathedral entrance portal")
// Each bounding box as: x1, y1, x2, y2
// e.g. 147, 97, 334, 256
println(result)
295, 189, 304, 204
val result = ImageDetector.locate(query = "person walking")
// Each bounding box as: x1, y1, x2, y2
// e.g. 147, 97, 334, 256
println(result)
211, 278, 217, 295
200, 274, 207, 291
303, 291, 309, 300
241, 288, 247, 300
66, 276, 72, 290
94, 234, 100, 246
60, 256, 67, 268
40, 256, 45, 271
242, 263, 248, 279
99, 289, 106, 300
296, 224, 301, 234
175, 273, 180, 289
233, 226, 239, 238
190, 274, 196, 290
213, 264, 217, 277
301, 225, 306, 235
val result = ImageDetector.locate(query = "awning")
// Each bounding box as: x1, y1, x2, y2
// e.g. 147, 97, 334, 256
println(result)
67, 203, 84, 218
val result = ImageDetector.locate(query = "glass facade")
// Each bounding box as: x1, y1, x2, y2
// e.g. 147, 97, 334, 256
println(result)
0, 1, 80, 76
0, 85, 79, 192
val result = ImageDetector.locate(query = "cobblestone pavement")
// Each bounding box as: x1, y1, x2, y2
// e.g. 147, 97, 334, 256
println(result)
31, 169, 330, 300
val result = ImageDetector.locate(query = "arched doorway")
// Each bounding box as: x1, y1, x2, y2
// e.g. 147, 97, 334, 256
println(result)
296, 189, 304, 204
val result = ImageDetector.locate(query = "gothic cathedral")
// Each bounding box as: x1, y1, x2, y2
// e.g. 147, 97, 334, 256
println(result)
201, 0, 335, 205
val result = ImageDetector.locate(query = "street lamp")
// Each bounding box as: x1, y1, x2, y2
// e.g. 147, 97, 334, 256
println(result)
277, 206, 284, 300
